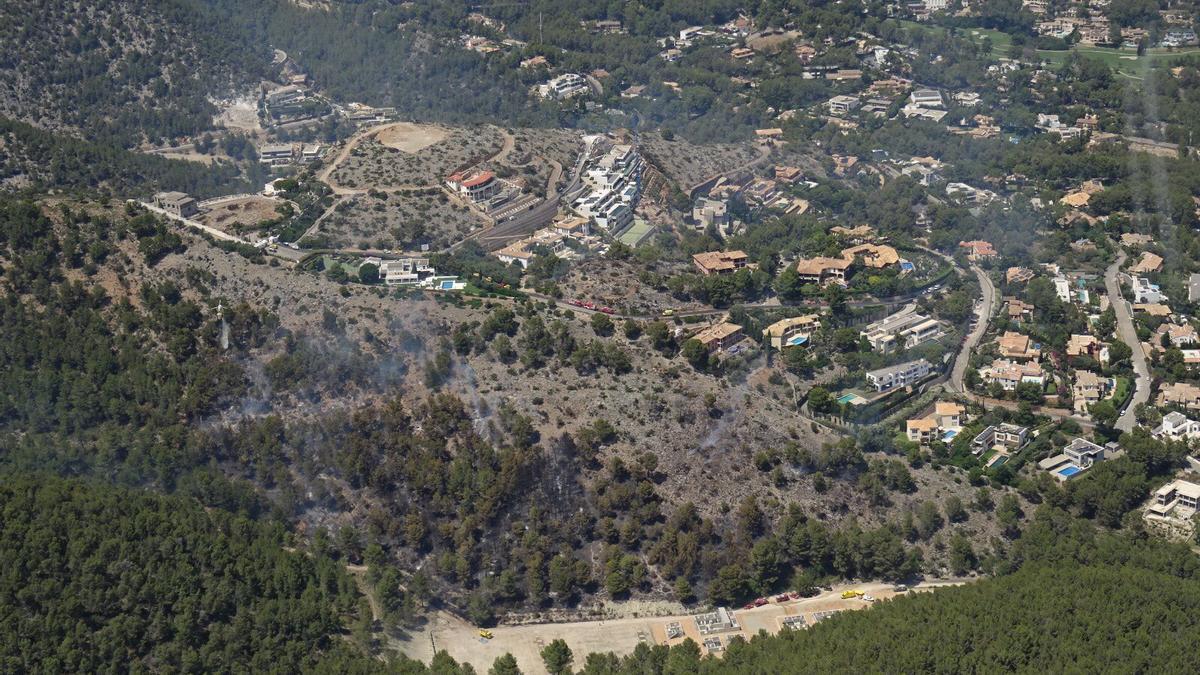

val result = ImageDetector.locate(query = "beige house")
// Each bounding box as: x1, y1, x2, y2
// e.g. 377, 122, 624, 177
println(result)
980, 360, 1045, 391
905, 401, 967, 445
1066, 334, 1107, 361
795, 256, 852, 286
691, 322, 744, 352
153, 191, 198, 218
959, 240, 998, 261
762, 315, 821, 350
1072, 370, 1112, 414
829, 224, 875, 242
1005, 297, 1034, 323
1158, 382, 1200, 410
1134, 303, 1172, 318
997, 331, 1041, 361
1154, 322, 1199, 348
1120, 233, 1155, 248
841, 243, 900, 269
1006, 267, 1035, 284
1129, 251, 1164, 274
693, 250, 750, 276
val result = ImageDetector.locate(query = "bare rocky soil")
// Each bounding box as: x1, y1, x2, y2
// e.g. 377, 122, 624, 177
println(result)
640, 132, 761, 188
315, 190, 485, 250
553, 258, 704, 316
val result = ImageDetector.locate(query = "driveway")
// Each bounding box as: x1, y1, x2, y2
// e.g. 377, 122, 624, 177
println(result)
1104, 251, 1151, 432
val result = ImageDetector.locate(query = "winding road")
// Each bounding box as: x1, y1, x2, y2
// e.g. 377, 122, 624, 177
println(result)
947, 264, 996, 393
1105, 251, 1152, 432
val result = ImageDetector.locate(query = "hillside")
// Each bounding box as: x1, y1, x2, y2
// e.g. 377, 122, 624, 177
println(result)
0, 116, 258, 196
0, 474, 386, 672
520, 511, 1200, 673
0, 0, 271, 146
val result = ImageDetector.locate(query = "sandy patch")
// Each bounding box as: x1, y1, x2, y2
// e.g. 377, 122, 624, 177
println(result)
214, 95, 262, 133
377, 123, 449, 153
150, 149, 223, 165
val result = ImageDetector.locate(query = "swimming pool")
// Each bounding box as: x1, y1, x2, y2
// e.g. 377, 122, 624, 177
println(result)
440, 280, 456, 290
1057, 466, 1082, 478
787, 335, 808, 346
837, 393, 857, 404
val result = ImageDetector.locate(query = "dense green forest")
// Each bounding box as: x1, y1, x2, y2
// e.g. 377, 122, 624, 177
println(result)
485, 509, 1200, 673
4, 471, 1198, 672
0, 0, 272, 146
0, 474, 399, 672
0, 117, 259, 198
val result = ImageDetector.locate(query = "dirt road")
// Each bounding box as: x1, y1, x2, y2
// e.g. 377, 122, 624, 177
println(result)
398, 579, 970, 674
318, 122, 515, 196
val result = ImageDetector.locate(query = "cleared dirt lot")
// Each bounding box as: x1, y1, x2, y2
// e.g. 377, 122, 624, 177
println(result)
213, 94, 262, 133
198, 196, 287, 235
401, 580, 968, 673
376, 122, 449, 153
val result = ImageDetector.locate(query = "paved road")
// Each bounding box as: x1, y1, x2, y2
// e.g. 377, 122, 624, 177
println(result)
1105, 251, 1151, 432
947, 265, 996, 393
135, 201, 248, 244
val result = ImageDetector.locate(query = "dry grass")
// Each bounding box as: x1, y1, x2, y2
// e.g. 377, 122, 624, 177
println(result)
316, 190, 485, 250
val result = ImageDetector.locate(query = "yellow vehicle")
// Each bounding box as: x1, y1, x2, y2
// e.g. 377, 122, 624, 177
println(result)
841, 590, 864, 599
662, 309, 675, 317
478, 629, 494, 640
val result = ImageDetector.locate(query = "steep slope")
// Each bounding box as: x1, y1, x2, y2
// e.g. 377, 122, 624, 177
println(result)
0, 0, 270, 146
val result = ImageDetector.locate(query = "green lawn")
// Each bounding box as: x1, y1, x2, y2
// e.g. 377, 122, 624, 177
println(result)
900, 21, 1200, 75
1110, 376, 1132, 409
618, 218, 655, 246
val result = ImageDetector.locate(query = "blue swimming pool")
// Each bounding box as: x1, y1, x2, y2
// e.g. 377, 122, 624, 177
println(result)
837, 394, 857, 404
1057, 466, 1082, 477
440, 280, 456, 290
941, 429, 959, 442
787, 335, 808, 346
